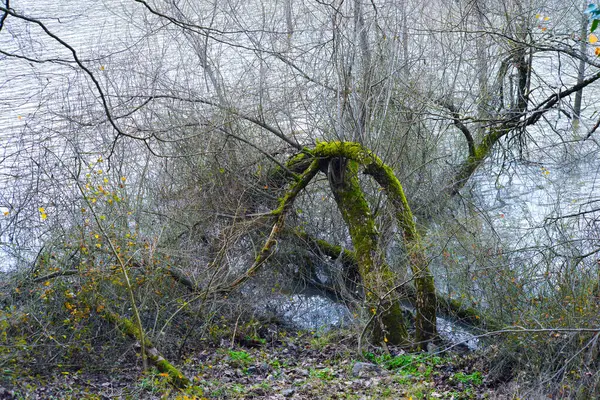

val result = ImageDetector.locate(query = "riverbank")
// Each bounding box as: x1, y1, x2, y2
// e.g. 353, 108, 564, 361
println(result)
3, 330, 500, 399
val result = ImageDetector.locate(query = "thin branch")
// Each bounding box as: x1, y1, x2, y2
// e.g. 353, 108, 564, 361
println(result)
0, 49, 76, 66
0, 0, 7, 32
522, 71, 600, 128
217, 159, 321, 293
438, 100, 475, 157
130, 94, 303, 150
31, 269, 79, 283
0, 6, 156, 158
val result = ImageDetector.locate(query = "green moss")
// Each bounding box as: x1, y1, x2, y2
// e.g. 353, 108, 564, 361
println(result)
152, 358, 191, 388
290, 229, 358, 269
312, 141, 419, 241
272, 159, 320, 216
327, 158, 408, 345
452, 127, 505, 194
452, 371, 483, 386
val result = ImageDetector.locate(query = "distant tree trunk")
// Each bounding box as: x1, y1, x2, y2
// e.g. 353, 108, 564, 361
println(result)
474, 0, 489, 136
327, 157, 409, 345
574, 1, 589, 130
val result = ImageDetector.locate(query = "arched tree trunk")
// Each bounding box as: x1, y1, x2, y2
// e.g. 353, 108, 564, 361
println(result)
313, 141, 437, 346
327, 157, 409, 345
234, 142, 436, 346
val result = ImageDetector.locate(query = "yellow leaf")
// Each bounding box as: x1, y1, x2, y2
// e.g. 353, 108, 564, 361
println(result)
41, 213, 47, 221
38, 207, 45, 213
100, 65, 105, 71
535, 14, 540, 19
590, 34, 599, 44
596, 47, 600, 56
543, 16, 550, 21
3, 211, 8, 216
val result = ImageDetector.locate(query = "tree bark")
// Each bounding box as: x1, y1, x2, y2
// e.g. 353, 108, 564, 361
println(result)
313, 141, 438, 346
327, 157, 409, 345
574, 1, 589, 129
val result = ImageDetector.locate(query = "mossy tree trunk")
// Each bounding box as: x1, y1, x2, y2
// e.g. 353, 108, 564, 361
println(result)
327, 157, 409, 346
313, 141, 437, 346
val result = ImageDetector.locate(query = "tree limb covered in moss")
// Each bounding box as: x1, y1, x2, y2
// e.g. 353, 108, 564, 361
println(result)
102, 309, 191, 388
297, 232, 496, 329
218, 159, 321, 292
327, 157, 409, 345
448, 71, 600, 196
290, 229, 357, 267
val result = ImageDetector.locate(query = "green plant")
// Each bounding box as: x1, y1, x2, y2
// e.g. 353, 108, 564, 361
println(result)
308, 329, 338, 351
228, 350, 253, 367
310, 367, 335, 381
138, 368, 172, 395
452, 371, 483, 386
269, 359, 282, 370
366, 352, 443, 377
